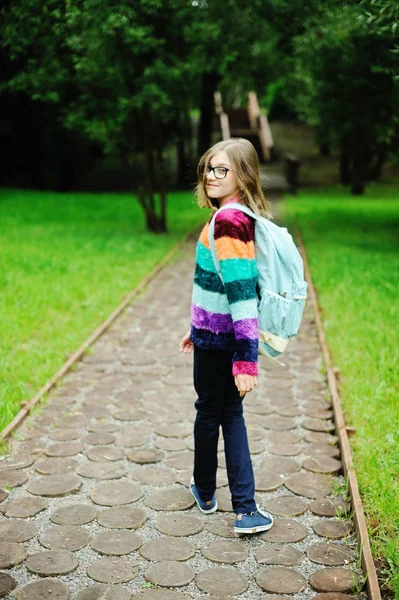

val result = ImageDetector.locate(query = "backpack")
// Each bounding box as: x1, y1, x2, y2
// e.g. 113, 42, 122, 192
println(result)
208, 202, 308, 366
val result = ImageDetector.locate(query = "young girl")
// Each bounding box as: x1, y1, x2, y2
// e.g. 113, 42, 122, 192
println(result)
180, 138, 274, 534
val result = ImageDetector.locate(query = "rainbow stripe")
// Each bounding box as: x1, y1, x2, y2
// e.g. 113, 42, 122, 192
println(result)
190, 208, 259, 376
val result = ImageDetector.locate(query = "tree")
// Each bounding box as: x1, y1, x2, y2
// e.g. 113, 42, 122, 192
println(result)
2, 0, 196, 232
291, 0, 399, 194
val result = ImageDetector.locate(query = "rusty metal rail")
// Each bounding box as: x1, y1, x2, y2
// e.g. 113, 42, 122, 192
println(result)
296, 227, 381, 600
0, 232, 194, 444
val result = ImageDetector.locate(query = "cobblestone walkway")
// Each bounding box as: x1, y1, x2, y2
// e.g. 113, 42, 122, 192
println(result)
0, 235, 363, 599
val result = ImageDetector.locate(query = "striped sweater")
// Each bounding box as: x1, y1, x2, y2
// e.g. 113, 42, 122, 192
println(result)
190, 207, 259, 376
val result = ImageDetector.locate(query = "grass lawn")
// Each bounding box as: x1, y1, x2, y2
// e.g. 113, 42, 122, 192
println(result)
283, 184, 399, 597
0, 188, 205, 433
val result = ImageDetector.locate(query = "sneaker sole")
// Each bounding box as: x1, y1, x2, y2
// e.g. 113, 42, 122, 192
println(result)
190, 487, 218, 515
234, 523, 273, 534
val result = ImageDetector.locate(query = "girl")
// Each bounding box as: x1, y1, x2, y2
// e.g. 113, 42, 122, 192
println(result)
179, 138, 274, 534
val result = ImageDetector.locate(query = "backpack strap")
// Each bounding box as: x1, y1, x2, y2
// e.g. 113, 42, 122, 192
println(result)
208, 202, 257, 282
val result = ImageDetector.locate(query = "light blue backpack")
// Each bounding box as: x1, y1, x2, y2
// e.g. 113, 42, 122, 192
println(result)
208, 202, 308, 366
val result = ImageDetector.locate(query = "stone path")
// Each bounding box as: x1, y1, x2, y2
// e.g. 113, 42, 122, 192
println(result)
0, 227, 364, 599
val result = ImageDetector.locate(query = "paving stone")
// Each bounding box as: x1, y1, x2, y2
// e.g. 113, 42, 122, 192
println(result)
0, 572, 16, 597
156, 438, 187, 452
313, 520, 352, 539
86, 446, 125, 462
82, 433, 115, 445
309, 568, 359, 592
260, 518, 308, 543
196, 567, 248, 595
249, 440, 265, 454
17, 439, 47, 454
201, 541, 248, 564
0, 520, 37, 542
77, 584, 132, 600
305, 432, 338, 445
215, 488, 233, 512
27, 474, 82, 497
0, 542, 27, 568
0, 490, 7, 503
20, 426, 49, 439
140, 537, 195, 561
57, 415, 88, 429
35, 457, 77, 475
0, 454, 34, 471
87, 557, 138, 584
262, 416, 296, 431
313, 594, 354, 600
305, 444, 340, 458
1, 497, 47, 518
91, 530, 141, 556
155, 424, 192, 438
303, 419, 335, 433
156, 513, 204, 536
77, 462, 126, 480
165, 452, 193, 470
256, 544, 304, 566
39, 525, 91, 551
15, 579, 70, 600
303, 456, 342, 475
45, 441, 84, 457
285, 472, 333, 498
305, 408, 334, 419
97, 506, 147, 529
0, 470, 28, 488
269, 443, 302, 456
113, 409, 147, 422
256, 567, 307, 594
246, 427, 265, 441
216, 470, 229, 487
264, 495, 309, 517
88, 422, 120, 434
260, 457, 301, 475
307, 543, 355, 566
145, 560, 195, 587
50, 503, 98, 525
26, 550, 78, 575
127, 449, 164, 464
145, 488, 195, 511
131, 466, 177, 486
91, 481, 143, 506
174, 470, 191, 487
49, 429, 81, 441
245, 403, 274, 415
115, 434, 145, 448
267, 431, 301, 444
206, 514, 237, 538
132, 590, 185, 600
310, 497, 351, 517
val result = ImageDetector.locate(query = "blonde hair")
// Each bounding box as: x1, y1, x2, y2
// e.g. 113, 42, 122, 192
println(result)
195, 138, 273, 219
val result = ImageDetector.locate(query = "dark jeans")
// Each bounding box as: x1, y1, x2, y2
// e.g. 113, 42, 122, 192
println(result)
193, 345, 257, 514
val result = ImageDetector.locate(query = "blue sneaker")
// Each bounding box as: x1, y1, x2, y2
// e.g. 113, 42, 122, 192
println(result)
190, 478, 218, 514
234, 507, 273, 534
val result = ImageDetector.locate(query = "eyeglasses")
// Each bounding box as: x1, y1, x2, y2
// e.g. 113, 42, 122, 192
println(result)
203, 165, 235, 179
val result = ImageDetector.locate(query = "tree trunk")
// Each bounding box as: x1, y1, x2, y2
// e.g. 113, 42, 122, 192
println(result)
368, 145, 387, 181
339, 135, 351, 184
319, 142, 331, 157
351, 140, 368, 195
198, 71, 221, 157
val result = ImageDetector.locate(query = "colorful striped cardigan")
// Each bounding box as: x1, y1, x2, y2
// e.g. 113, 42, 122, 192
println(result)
190, 207, 259, 376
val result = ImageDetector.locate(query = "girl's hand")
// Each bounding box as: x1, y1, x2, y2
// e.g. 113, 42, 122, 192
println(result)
234, 374, 257, 397
179, 331, 194, 354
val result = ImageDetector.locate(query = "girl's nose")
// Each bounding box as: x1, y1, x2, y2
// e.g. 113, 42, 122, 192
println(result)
207, 168, 216, 181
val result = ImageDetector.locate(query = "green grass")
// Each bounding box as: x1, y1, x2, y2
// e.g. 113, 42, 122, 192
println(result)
283, 183, 399, 597
0, 188, 206, 432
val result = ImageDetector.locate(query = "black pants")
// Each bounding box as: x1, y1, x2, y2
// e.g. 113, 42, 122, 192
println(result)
193, 345, 256, 514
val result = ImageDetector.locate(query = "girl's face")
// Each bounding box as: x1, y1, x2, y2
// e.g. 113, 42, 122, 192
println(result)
205, 150, 240, 203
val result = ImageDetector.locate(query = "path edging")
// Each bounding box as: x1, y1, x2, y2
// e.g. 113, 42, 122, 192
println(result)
0, 228, 198, 444
296, 226, 381, 600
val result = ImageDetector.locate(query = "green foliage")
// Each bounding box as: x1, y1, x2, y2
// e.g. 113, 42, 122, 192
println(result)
284, 186, 399, 595
0, 188, 205, 432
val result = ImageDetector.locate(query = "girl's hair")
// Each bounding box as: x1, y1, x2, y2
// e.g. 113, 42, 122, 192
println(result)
195, 138, 272, 219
